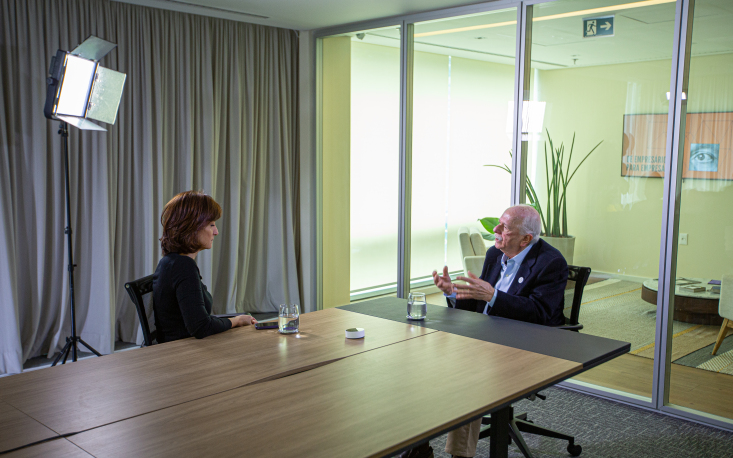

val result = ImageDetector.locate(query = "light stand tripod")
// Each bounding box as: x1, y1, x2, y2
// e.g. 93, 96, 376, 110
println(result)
52, 121, 101, 366
44, 37, 126, 365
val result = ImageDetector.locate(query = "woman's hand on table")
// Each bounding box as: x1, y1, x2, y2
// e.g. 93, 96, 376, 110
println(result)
229, 315, 258, 328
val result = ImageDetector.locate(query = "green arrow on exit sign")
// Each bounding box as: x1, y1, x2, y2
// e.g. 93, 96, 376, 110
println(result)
583, 16, 614, 38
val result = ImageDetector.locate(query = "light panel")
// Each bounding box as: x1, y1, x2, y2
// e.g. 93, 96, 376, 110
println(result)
55, 55, 97, 117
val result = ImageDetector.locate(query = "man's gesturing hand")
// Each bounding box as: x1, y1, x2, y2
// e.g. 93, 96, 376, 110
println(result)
432, 266, 453, 295
454, 271, 495, 302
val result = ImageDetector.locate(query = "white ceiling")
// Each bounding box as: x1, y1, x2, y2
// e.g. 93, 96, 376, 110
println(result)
119, 0, 494, 31
121, 0, 733, 69
352, 0, 733, 69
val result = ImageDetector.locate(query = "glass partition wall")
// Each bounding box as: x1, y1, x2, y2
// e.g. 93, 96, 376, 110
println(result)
667, 0, 733, 422
319, 26, 401, 306
410, 9, 516, 286
316, 0, 733, 430
348, 28, 402, 297
524, 0, 677, 399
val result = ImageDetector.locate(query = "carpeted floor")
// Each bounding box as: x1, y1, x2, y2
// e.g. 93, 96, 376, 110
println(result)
568, 279, 733, 375
406, 386, 733, 458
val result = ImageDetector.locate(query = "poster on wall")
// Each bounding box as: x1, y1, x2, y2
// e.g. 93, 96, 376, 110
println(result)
621, 112, 733, 180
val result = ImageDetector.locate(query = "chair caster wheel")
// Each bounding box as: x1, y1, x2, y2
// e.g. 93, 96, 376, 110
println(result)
567, 443, 582, 456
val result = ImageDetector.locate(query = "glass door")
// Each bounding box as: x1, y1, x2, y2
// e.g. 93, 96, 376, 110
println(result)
667, 0, 733, 422
523, 0, 678, 399
409, 7, 517, 296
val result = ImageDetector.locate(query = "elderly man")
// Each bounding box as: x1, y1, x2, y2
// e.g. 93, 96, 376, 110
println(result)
439, 204, 568, 326
405, 204, 568, 458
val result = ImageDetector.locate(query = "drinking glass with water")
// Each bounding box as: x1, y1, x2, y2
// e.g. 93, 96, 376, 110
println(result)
278, 304, 300, 334
407, 292, 427, 320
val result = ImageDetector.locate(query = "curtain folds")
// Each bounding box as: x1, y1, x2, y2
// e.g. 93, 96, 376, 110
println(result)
0, 0, 300, 374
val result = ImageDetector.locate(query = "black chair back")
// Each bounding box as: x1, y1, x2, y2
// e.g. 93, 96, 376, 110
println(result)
124, 274, 156, 346
563, 265, 591, 331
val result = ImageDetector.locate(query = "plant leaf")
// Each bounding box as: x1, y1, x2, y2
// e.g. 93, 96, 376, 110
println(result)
565, 132, 576, 187
478, 217, 500, 234
567, 140, 604, 184
544, 135, 551, 233
484, 164, 512, 174
526, 181, 547, 232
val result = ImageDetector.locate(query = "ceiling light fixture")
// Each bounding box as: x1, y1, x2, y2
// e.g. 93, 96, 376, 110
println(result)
415, 20, 515, 38
414, 0, 675, 38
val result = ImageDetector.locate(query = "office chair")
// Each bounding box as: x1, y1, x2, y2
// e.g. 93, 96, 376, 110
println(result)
477, 265, 591, 458
124, 274, 157, 347
559, 265, 590, 332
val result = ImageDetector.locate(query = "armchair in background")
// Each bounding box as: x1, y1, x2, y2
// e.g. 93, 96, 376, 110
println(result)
458, 227, 489, 277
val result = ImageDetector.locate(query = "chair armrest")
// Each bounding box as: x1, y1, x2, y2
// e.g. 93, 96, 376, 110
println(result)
557, 323, 583, 332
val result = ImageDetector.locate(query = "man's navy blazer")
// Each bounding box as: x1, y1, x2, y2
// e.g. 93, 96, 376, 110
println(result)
454, 239, 568, 326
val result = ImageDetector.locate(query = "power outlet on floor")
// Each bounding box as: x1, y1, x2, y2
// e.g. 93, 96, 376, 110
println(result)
679, 233, 688, 245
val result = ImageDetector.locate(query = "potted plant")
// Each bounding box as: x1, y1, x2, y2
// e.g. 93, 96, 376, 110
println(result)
479, 130, 603, 264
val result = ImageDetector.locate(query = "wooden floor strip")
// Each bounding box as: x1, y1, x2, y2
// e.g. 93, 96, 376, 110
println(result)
572, 353, 733, 419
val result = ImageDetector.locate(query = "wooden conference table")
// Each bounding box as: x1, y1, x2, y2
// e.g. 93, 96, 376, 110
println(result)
0, 298, 629, 458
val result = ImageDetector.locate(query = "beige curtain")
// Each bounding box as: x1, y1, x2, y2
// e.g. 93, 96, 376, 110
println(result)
0, 0, 301, 374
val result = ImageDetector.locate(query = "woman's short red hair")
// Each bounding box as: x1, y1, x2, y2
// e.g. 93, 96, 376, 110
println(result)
159, 191, 222, 255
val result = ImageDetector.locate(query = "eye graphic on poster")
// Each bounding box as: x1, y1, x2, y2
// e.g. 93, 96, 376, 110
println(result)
688, 143, 719, 172
622, 113, 733, 179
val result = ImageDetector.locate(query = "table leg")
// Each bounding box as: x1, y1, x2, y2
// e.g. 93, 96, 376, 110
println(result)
489, 406, 511, 458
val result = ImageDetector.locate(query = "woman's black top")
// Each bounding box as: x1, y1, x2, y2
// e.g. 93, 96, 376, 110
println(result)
152, 253, 231, 343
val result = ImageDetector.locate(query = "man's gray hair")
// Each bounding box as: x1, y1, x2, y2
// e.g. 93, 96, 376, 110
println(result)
511, 204, 542, 244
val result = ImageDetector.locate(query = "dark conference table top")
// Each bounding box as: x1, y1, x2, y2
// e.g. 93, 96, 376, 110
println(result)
1, 300, 629, 457
339, 297, 631, 369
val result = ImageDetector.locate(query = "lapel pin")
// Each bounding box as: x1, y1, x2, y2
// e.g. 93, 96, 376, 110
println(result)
518, 277, 524, 284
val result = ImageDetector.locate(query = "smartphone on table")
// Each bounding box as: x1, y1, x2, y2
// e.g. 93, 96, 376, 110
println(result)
255, 319, 278, 330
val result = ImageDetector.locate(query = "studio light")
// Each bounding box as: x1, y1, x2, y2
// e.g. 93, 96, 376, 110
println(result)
43, 36, 126, 365
44, 36, 126, 130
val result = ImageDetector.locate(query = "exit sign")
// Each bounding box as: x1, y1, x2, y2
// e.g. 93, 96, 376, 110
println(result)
583, 16, 614, 38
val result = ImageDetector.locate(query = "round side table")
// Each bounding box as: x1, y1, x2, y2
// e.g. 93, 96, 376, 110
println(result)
641, 278, 723, 325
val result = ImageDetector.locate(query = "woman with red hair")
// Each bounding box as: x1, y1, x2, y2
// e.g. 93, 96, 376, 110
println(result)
152, 190, 256, 343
